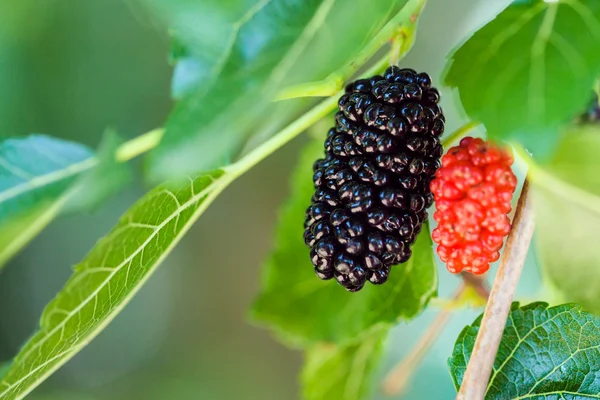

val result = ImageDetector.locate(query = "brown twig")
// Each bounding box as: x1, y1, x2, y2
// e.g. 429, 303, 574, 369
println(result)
456, 180, 535, 400
382, 275, 490, 396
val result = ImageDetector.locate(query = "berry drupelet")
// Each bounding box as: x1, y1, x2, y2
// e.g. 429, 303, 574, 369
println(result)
430, 137, 517, 275
304, 66, 445, 292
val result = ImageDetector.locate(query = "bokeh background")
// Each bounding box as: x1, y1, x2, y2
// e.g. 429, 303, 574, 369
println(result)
0, 1, 544, 399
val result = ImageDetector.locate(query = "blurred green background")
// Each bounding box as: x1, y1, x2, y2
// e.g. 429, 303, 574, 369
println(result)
0, 1, 543, 399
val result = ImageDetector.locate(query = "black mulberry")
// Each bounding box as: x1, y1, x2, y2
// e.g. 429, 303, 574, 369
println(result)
304, 66, 445, 292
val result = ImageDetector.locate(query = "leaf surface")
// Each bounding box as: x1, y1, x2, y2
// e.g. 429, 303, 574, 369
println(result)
445, 0, 600, 156
449, 302, 600, 399
532, 126, 600, 313
148, 0, 411, 179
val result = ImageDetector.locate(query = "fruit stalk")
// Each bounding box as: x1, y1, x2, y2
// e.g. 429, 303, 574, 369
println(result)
456, 180, 534, 400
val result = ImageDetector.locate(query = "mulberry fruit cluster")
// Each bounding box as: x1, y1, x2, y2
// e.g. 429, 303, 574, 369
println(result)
304, 66, 445, 292
430, 137, 517, 275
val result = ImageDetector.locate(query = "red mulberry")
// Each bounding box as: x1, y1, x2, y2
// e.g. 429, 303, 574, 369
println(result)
430, 137, 517, 275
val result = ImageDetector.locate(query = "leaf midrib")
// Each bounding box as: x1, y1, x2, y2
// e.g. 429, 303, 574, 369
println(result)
0, 157, 96, 205
528, 2, 557, 121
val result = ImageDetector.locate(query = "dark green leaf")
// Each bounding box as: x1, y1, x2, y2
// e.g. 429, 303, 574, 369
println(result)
0, 169, 231, 400
147, 0, 410, 180
0, 135, 94, 269
302, 329, 387, 400
251, 137, 437, 346
449, 302, 600, 399
533, 125, 600, 312
445, 0, 600, 156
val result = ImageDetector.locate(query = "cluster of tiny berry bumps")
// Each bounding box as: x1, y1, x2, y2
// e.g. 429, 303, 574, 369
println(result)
303, 66, 445, 292
431, 137, 517, 275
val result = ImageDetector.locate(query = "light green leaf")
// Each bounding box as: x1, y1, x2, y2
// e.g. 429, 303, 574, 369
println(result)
449, 302, 600, 398
0, 135, 94, 269
0, 169, 232, 400
147, 0, 415, 180
530, 125, 600, 313
544, 126, 600, 196
445, 0, 600, 156
252, 137, 437, 346
302, 330, 387, 400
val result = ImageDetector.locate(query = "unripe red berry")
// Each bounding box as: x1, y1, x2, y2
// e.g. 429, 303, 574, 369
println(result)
430, 137, 517, 275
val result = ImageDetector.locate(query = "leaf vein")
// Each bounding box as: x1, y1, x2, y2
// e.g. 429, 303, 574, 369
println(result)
0, 176, 223, 397
528, 2, 558, 122
487, 309, 569, 390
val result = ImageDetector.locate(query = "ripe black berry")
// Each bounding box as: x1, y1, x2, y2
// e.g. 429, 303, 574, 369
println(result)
304, 67, 445, 291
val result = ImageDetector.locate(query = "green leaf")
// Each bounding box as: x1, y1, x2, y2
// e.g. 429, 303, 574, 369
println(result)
302, 330, 387, 400
0, 133, 132, 271
445, 0, 600, 156
530, 125, 600, 312
0, 364, 8, 381
0, 169, 232, 400
449, 302, 600, 398
64, 130, 132, 213
147, 0, 412, 180
168, 35, 203, 99
0, 135, 94, 269
545, 126, 600, 196
252, 137, 437, 346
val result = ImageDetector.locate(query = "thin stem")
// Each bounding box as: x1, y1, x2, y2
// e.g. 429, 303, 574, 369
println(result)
227, 94, 339, 176
115, 128, 164, 162
457, 180, 535, 400
382, 273, 487, 396
275, 79, 343, 101
389, 24, 418, 65
275, 0, 427, 101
